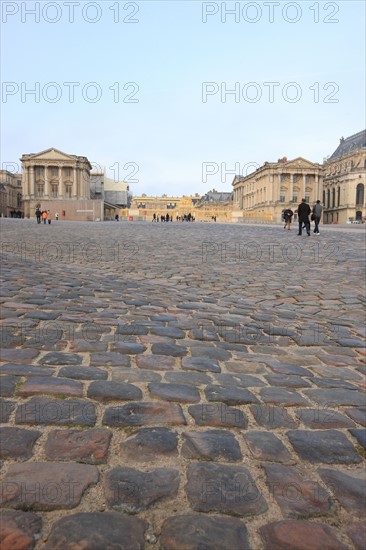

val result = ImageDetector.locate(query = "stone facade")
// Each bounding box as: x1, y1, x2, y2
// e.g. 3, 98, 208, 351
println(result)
20, 148, 103, 221
232, 157, 323, 223
0, 170, 23, 218
322, 131, 366, 224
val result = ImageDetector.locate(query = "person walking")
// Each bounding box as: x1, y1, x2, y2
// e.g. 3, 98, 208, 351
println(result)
297, 199, 311, 236
42, 210, 47, 225
283, 208, 294, 231
312, 200, 323, 235
35, 208, 42, 224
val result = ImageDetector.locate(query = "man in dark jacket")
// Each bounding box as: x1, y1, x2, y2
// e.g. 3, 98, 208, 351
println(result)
312, 200, 323, 235
297, 199, 311, 236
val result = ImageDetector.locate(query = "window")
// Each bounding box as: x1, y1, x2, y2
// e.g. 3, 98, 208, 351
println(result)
292, 194, 297, 203
337, 187, 340, 207
36, 185, 43, 197
305, 195, 310, 204
65, 168, 71, 178
51, 185, 58, 198
323, 190, 326, 205
65, 186, 72, 198
280, 192, 286, 203
327, 189, 330, 208
332, 188, 336, 208
17, 193, 22, 207
51, 168, 58, 177
356, 183, 364, 205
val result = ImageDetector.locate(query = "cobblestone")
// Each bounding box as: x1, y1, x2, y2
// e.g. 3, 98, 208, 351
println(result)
1, 219, 365, 548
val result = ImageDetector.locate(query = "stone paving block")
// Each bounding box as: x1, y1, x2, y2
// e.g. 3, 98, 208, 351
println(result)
244, 431, 293, 463
318, 468, 366, 516
0, 510, 42, 550
346, 523, 366, 550
182, 430, 242, 461
105, 466, 179, 512
349, 428, 366, 449
250, 405, 298, 428
136, 354, 175, 370
0, 375, 18, 397
259, 387, 309, 406
68, 340, 108, 352
58, 365, 107, 380
188, 403, 248, 428
44, 512, 148, 550
103, 401, 186, 427
0, 398, 15, 422
205, 384, 259, 405
296, 408, 356, 429
190, 346, 231, 361
286, 429, 362, 464
304, 388, 366, 407
0, 462, 98, 510
90, 352, 131, 367
16, 397, 97, 426
45, 428, 111, 464
0, 349, 40, 364
1, 363, 54, 377
117, 323, 149, 335
182, 356, 220, 373
259, 520, 347, 550
121, 427, 178, 461
17, 376, 83, 398
110, 342, 147, 354
215, 373, 266, 387
345, 407, 366, 426
148, 382, 200, 403
186, 462, 267, 517
111, 367, 161, 383
39, 352, 82, 366
0, 427, 41, 460
87, 380, 142, 402
151, 326, 185, 339
151, 343, 187, 357
160, 514, 251, 550
164, 371, 212, 386
264, 464, 332, 518
265, 374, 312, 388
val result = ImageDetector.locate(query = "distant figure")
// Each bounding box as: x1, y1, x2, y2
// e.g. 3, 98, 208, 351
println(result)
297, 199, 311, 236
312, 200, 323, 235
115, 214, 119, 221
55, 212, 59, 221
42, 210, 47, 224
152, 213, 156, 222
47, 210, 51, 224
166, 214, 170, 222
35, 208, 42, 224
283, 208, 294, 230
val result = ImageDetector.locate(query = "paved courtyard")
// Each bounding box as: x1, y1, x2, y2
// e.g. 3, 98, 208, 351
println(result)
0, 218, 365, 550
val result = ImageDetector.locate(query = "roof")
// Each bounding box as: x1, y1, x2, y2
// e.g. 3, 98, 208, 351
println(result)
329, 130, 366, 160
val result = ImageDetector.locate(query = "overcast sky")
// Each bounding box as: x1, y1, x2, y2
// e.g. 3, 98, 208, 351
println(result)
1, 1, 365, 196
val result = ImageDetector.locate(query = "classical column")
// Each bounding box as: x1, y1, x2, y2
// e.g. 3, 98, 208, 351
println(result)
58, 165, 62, 198
315, 174, 319, 201
302, 174, 306, 199
73, 167, 78, 197
44, 165, 49, 197
23, 165, 29, 198
30, 166, 35, 197
289, 174, 294, 203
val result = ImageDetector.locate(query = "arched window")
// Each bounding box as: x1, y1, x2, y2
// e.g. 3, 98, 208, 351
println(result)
332, 188, 336, 208
356, 183, 364, 205
337, 187, 340, 206
323, 190, 326, 205
327, 189, 330, 208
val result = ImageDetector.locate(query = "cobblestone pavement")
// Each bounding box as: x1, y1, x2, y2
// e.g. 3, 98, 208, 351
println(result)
1, 218, 365, 550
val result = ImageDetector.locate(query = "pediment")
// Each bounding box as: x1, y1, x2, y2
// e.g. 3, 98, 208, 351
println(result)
28, 148, 76, 161
282, 157, 319, 170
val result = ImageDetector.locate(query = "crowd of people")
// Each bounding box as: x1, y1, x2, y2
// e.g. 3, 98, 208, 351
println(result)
282, 199, 323, 235
35, 208, 59, 224
152, 213, 196, 222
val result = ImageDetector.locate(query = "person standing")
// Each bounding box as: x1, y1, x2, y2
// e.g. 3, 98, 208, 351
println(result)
283, 208, 294, 231
35, 208, 42, 224
297, 199, 311, 236
42, 210, 47, 225
312, 200, 323, 235
55, 212, 59, 221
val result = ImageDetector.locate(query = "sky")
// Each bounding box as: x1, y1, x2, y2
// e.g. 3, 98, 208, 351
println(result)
1, 0, 365, 196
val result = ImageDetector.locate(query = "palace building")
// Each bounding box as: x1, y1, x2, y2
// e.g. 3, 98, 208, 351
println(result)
232, 157, 323, 222
322, 130, 366, 224
20, 147, 103, 221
